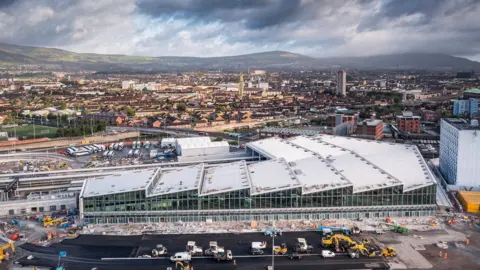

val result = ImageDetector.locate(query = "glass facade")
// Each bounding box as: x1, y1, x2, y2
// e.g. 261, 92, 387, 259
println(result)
82, 184, 436, 224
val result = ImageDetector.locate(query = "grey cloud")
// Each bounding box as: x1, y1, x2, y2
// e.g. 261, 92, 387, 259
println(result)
0, 0, 479, 60
135, 0, 322, 29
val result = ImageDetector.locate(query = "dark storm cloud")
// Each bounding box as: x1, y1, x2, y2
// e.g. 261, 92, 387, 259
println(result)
0, 0, 479, 59
135, 0, 319, 29
0, 0, 17, 9
358, 0, 480, 31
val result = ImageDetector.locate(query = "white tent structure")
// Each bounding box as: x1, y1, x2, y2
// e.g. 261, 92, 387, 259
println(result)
176, 137, 230, 157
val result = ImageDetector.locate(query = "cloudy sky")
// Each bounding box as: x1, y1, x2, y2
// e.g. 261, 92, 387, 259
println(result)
0, 0, 479, 60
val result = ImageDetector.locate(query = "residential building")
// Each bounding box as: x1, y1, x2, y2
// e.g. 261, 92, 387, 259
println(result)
121, 80, 135, 90
440, 118, 480, 190
354, 119, 383, 140
396, 111, 421, 133
453, 98, 479, 118
336, 70, 346, 96
422, 110, 440, 122
463, 88, 480, 99
83, 113, 127, 125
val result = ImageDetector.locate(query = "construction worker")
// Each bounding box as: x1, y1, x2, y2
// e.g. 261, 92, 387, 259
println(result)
466, 239, 470, 245
444, 252, 448, 259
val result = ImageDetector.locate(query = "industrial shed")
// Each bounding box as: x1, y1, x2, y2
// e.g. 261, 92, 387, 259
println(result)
458, 191, 480, 213
176, 137, 230, 157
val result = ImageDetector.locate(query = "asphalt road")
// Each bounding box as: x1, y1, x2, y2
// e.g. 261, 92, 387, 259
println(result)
17, 232, 390, 270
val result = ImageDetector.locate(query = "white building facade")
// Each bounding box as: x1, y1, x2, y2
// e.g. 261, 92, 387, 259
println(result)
440, 118, 480, 190
336, 70, 346, 96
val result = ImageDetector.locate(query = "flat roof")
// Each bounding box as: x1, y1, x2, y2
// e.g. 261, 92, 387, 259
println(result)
248, 158, 302, 195
81, 168, 158, 198
288, 156, 352, 194
317, 135, 436, 191
289, 136, 402, 193
147, 165, 204, 196
261, 127, 322, 136
200, 161, 251, 196
442, 118, 479, 131
246, 137, 314, 162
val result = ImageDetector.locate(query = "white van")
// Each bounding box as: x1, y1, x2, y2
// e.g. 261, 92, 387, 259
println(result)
170, 252, 191, 262
321, 250, 335, 258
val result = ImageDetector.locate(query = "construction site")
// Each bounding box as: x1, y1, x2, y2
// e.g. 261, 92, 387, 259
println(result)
0, 134, 478, 269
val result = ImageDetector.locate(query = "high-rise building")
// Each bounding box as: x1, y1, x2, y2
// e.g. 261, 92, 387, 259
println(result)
452, 98, 479, 118
336, 70, 346, 96
238, 72, 244, 98
440, 118, 480, 190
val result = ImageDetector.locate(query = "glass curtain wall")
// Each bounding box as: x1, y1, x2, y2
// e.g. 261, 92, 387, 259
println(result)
83, 184, 436, 213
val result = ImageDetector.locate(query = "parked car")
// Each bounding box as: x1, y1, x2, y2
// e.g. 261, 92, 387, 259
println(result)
251, 248, 264, 255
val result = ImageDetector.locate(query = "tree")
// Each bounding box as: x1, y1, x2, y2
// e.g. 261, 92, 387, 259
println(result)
126, 106, 135, 117
59, 101, 67, 110
61, 114, 69, 122
215, 105, 225, 112
176, 103, 186, 112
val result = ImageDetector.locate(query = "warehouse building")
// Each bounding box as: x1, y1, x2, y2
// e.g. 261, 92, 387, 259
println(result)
79, 135, 437, 224
457, 191, 480, 213
175, 137, 230, 157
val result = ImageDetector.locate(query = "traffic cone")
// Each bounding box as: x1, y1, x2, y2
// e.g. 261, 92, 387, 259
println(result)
444, 253, 448, 260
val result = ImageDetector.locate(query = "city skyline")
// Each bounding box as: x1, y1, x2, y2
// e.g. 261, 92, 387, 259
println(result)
0, 0, 479, 61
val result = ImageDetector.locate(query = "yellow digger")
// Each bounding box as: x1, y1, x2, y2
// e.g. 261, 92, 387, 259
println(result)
381, 247, 397, 257
0, 238, 15, 264
44, 218, 63, 228
273, 243, 288, 255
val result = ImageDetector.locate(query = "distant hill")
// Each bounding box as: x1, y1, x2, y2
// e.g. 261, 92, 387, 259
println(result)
0, 43, 479, 72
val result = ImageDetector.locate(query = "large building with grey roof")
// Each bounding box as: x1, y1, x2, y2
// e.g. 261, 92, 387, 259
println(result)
79, 135, 437, 224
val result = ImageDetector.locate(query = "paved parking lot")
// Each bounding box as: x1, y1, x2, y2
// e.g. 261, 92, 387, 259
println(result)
17, 232, 390, 270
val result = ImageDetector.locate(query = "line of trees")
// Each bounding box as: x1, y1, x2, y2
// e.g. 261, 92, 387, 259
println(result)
55, 120, 107, 137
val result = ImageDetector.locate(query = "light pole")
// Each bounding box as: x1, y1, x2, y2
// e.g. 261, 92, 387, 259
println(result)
271, 231, 275, 270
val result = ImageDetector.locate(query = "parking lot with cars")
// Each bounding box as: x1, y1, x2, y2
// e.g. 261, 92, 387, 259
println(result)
16, 231, 389, 270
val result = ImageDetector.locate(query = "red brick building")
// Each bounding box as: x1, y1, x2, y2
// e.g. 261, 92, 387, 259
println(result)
354, 119, 383, 140
396, 111, 421, 133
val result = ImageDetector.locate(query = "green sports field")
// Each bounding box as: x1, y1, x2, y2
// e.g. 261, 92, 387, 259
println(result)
1, 125, 58, 139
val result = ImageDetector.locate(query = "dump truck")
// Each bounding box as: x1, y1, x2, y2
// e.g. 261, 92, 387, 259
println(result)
384, 223, 409, 234
205, 241, 223, 256
213, 250, 233, 261
273, 243, 288, 255
186, 241, 203, 256
293, 238, 313, 254
152, 244, 168, 257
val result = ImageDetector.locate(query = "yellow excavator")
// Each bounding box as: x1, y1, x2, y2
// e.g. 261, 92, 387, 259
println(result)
0, 237, 15, 264
44, 218, 63, 228
381, 247, 397, 257
273, 243, 288, 255
175, 261, 190, 270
